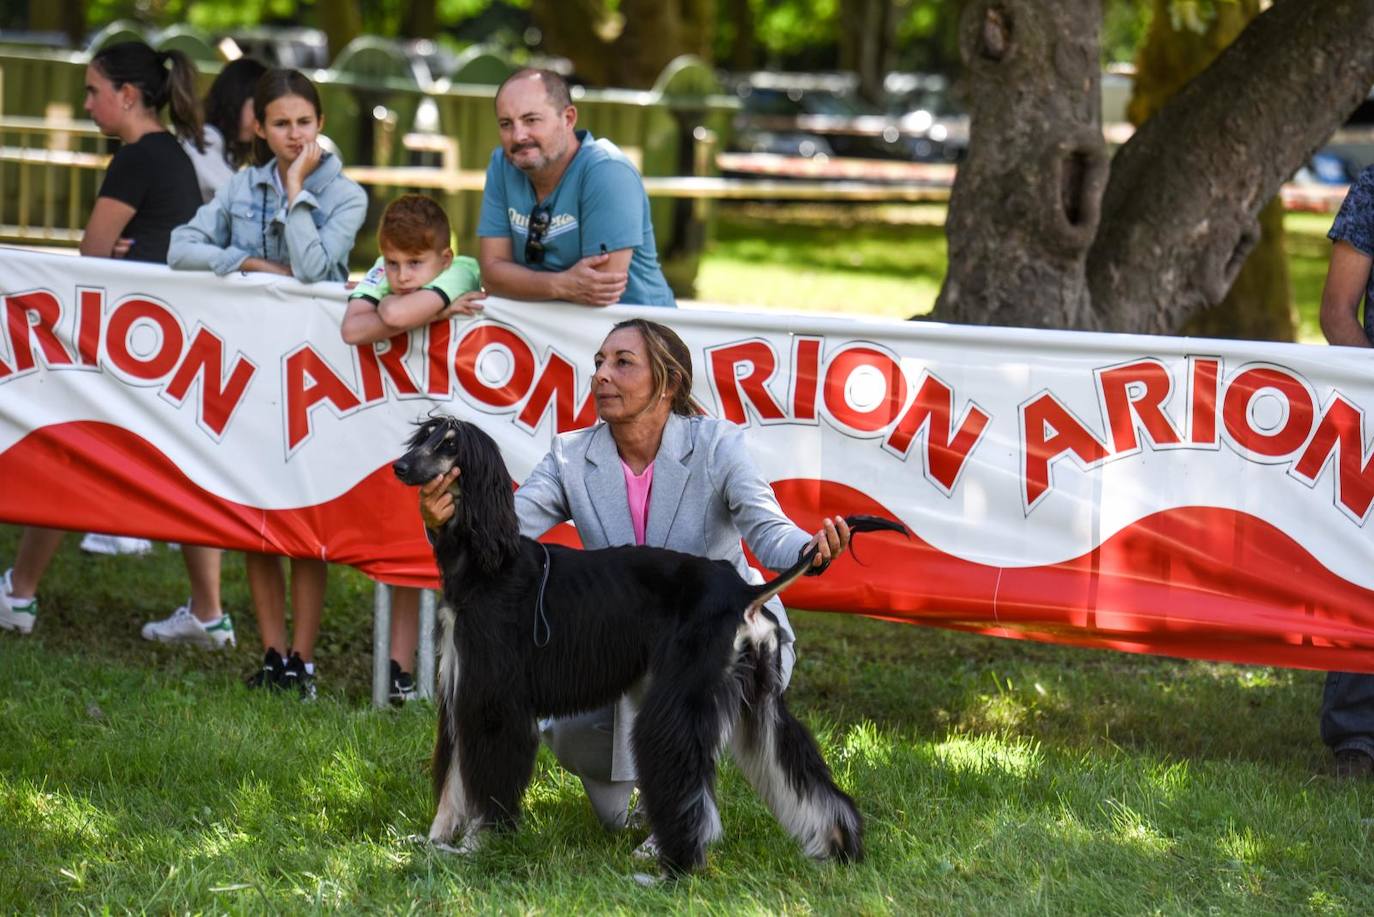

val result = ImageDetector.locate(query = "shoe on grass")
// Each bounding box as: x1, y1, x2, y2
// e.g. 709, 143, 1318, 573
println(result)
80, 533, 153, 556
141, 603, 236, 649
389, 660, 417, 705
246, 648, 286, 690
0, 568, 37, 635
1334, 748, 1374, 779
282, 651, 317, 701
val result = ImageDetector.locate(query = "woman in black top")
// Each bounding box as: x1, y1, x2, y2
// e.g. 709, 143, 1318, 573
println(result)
0, 42, 229, 652
80, 41, 202, 263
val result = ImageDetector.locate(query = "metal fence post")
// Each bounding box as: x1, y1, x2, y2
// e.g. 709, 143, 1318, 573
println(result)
418, 589, 436, 700
372, 582, 392, 709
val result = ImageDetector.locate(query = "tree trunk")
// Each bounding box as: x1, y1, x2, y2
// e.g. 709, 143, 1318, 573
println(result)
936, 0, 1374, 334
932, 0, 1109, 329
1126, 0, 1295, 342
728, 0, 756, 72
403, 0, 439, 40
1088, 0, 1374, 333
838, 0, 892, 105
316, 0, 363, 65
531, 0, 715, 88
1182, 197, 1294, 340
29, 0, 84, 47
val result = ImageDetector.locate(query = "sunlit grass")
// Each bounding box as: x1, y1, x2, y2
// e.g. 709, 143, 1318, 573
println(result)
696, 204, 1335, 343
0, 214, 1369, 909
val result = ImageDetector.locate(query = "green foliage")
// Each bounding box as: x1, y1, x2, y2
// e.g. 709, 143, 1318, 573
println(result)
751, 0, 839, 60
1102, 0, 1153, 64
78, 0, 505, 39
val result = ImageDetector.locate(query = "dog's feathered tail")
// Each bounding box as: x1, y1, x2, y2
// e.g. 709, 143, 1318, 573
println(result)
745, 514, 907, 616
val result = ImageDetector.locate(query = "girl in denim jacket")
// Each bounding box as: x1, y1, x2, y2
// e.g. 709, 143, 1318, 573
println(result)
169, 68, 367, 696
169, 68, 366, 283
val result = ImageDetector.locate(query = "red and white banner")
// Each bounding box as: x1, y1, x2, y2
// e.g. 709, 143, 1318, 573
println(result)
2, 249, 1372, 671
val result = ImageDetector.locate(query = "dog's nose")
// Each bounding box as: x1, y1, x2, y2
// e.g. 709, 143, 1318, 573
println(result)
392, 459, 410, 480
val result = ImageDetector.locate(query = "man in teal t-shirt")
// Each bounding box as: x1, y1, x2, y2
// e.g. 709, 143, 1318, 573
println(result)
477, 68, 675, 308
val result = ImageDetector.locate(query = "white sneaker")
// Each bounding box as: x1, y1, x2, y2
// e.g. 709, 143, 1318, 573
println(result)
81, 533, 153, 556
140, 603, 236, 649
0, 568, 37, 635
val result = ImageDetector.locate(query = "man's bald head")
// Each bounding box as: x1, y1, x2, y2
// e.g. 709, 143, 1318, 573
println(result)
495, 68, 573, 112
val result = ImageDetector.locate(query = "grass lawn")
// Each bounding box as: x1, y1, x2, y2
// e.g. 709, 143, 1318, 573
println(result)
698, 204, 1336, 344
4, 207, 1368, 913
3, 534, 1373, 913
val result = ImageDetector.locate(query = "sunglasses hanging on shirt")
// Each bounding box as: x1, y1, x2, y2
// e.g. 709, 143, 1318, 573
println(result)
525, 204, 552, 265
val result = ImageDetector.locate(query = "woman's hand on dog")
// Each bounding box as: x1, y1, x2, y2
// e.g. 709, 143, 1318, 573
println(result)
808, 516, 851, 568
419, 468, 460, 529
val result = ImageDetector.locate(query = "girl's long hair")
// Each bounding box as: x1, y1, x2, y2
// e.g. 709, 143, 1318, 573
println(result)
204, 57, 267, 166
90, 41, 202, 146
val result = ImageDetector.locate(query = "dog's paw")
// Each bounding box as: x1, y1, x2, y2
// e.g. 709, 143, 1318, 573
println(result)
455, 826, 486, 855
430, 840, 465, 856
631, 871, 665, 887
631, 833, 661, 861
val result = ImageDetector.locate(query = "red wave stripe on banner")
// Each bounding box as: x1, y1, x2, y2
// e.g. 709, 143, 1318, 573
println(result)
0, 420, 582, 589
4, 421, 1373, 672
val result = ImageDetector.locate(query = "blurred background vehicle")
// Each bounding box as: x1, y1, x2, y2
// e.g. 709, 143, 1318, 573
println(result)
723, 70, 963, 164
882, 71, 967, 163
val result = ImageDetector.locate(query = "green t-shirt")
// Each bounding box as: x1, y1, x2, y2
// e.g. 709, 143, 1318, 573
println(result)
349, 254, 481, 305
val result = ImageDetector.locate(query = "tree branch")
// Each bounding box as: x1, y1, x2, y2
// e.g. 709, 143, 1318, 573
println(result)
1088, 0, 1374, 333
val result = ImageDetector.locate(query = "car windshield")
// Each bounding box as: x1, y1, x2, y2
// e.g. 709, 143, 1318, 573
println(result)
803, 92, 872, 116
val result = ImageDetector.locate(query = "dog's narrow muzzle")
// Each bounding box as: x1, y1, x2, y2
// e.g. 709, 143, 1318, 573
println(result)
392, 458, 412, 481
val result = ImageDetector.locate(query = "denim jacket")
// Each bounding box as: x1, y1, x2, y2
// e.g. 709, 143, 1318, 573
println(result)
167, 152, 367, 283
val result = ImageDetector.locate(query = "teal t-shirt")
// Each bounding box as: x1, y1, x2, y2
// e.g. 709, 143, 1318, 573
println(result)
477, 129, 675, 307
349, 254, 481, 305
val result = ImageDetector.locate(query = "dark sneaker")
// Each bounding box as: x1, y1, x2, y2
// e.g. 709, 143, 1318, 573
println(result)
282, 651, 317, 701
1334, 749, 1374, 779
389, 660, 417, 706
246, 648, 286, 690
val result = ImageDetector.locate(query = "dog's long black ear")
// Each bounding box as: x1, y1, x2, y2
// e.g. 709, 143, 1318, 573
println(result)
453, 423, 521, 575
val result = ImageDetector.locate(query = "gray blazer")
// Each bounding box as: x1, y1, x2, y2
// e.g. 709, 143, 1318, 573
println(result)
515, 412, 811, 781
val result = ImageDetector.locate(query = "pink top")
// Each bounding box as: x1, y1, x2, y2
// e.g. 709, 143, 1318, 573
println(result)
621, 458, 655, 545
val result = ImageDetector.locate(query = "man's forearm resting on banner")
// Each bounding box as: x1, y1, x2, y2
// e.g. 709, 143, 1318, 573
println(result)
479, 237, 630, 306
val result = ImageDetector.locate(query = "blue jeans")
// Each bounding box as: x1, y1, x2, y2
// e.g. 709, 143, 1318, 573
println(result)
1320, 672, 1374, 758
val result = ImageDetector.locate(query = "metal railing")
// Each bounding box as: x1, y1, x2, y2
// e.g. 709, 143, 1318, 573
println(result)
0, 103, 1347, 251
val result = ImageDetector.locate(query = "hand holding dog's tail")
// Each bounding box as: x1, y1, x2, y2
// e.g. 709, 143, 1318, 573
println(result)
748, 514, 908, 611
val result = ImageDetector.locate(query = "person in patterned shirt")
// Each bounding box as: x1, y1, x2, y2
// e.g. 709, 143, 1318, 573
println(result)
1317, 165, 1374, 777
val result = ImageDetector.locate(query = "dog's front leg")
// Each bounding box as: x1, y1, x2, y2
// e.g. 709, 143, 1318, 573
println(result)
429, 693, 472, 846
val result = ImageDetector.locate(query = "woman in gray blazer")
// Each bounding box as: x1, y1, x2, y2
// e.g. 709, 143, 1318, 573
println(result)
420, 318, 850, 843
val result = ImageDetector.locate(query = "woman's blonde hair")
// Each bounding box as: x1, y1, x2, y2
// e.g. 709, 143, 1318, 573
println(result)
610, 318, 698, 416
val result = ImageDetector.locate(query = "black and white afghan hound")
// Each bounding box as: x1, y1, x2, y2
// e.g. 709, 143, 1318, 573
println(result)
392, 415, 906, 877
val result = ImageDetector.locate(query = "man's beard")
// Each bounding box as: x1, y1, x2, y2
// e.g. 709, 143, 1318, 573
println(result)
510, 140, 565, 174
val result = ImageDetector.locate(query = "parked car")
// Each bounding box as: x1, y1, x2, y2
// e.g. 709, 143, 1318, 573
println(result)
882, 72, 968, 163
220, 26, 329, 70
724, 71, 952, 163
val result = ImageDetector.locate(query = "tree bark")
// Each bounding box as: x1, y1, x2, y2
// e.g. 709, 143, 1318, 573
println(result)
1127, 0, 1295, 342
317, 0, 363, 65
932, 0, 1108, 329
531, 0, 715, 88
1088, 0, 1374, 333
